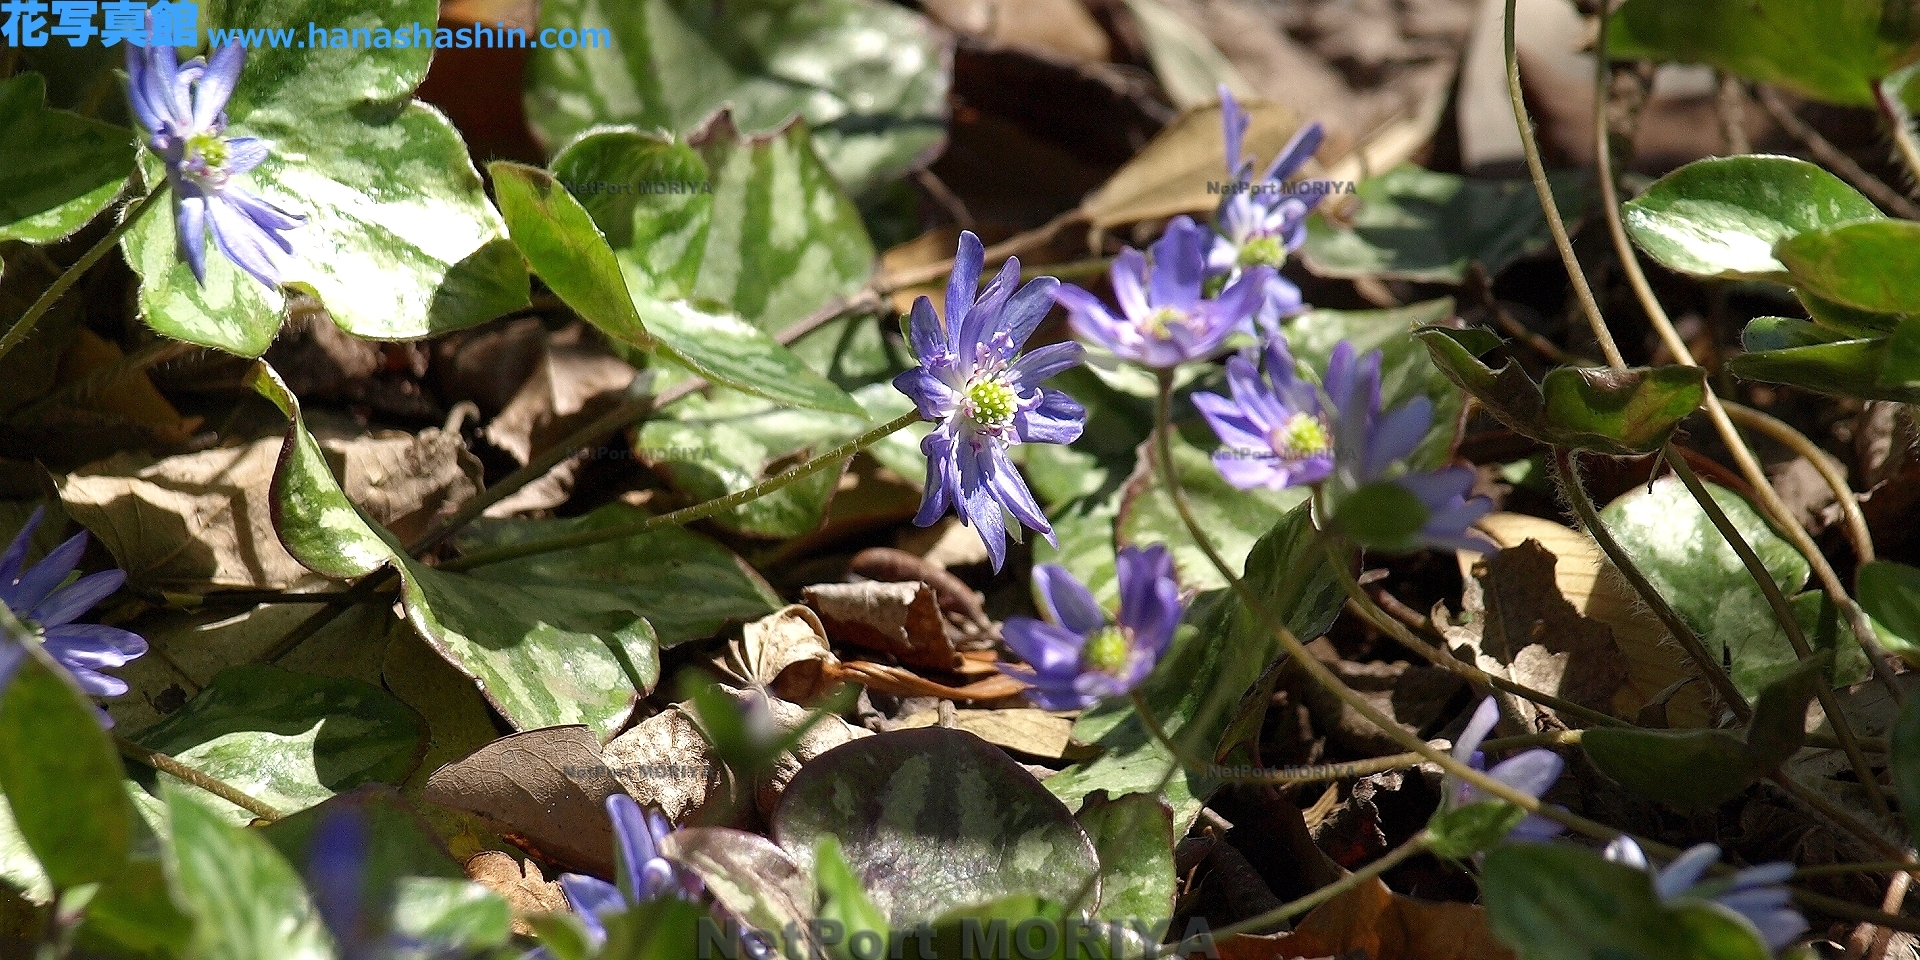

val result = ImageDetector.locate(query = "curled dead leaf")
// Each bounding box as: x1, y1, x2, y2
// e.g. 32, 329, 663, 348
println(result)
734, 605, 840, 704
893, 707, 1085, 760
421, 726, 621, 877
804, 580, 960, 670
825, 659, 1029, 702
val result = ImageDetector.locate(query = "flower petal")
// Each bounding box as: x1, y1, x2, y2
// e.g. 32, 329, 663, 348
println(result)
1014, 389, 1085, 445
177, 194, 210, 285
559, 874, 620, 942
194, 44, 246, 130
912, 428, 958, 528
1033, 565, 1105, 636
1008, 341, 1083, 390
9, 533, 85, 615
1001, 617, 1086, 677
944, 231, 984, 347
33, 569, 125, 628
1001, 276, 1059, 352
207, 193, 291, 288
1261, 120, 1325, 184
907, 295, 946, 363
0, 506, 44, 589
1148, 216, 1207, 311
1453, 696, 1500, 763
1654, 844, 1722, 900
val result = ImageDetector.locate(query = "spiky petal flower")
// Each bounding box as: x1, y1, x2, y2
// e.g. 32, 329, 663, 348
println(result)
1604, 837, 1808, 952
1211, 86, 1327, 330
1321, 341, 1497, 554
560, 795, 702, 945
1440, 697, 1565, 843
892, 231, 1086, 571
1000, 545, 1183, 710
1054, 216, 1274, 368
1193, 334, 1334, 490
125, 15, 303, 289
0, 508, 146, 715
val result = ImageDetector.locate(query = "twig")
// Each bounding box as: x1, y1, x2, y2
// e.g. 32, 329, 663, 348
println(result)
115, 735, 283, 822
1756, 85, 1920, 219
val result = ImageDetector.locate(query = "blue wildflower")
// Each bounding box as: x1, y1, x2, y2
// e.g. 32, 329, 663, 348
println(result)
1320, 341, 1496, 554
1605, 837, 1808, 952
1440, 697, 1564, 843
1000, 544, 1183, 710
1193, 334, 1334, 490
559, 795, 701, 945
0, 508, 146, 715
892, 231, 1086, 572
126, 14, 303, 289
1054, 216, 1273, 368
306, 811, 381, 960
1211, 86, 1326, 330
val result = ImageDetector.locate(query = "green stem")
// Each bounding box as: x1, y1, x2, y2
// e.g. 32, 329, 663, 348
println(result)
114, 735, 282, 822
1554, 448, 1752, 720
1162, 831, 1434, 952
1, 186, 164, 367
441, 411, 921, 571
1505, 0, 1620, 368
1665, 451, 1892, 821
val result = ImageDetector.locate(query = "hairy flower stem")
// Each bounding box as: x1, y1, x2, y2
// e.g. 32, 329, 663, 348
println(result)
1161, 831, 1434, 954
1553, 448, 1752, 720
1665, 451, 1892, 820
0, 185, 164, 366
1584, 0, 1906, 707
1874, 79, 1920, 199
114, 734, 282, 821
442, 411, 922, 570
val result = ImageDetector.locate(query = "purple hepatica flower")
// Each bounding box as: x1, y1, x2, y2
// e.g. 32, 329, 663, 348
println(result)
999, 544, 1183, 711
1605, 837, 1808, 952
892, 231, 1086, 572
1441, 697, 1564, 843
1212, 86, 1328, 331
0, 509, 146, 716
126, 16, 303, 290
559, 795, 702, 945
306, 811, 382, 960
1321, 341, 1497, 554
1055, 216, 1273, 369
1193, 334, 1334, 490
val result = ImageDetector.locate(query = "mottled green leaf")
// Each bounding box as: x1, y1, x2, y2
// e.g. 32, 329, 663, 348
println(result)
1599, 477, 1869, 699
0, 651, 132, 889
1607, 0, 1920, 107
457, 503, 778, 647
253, 360, 659, 737
1115, 428, 1308, 593
774, 727, 1099, 927
131, 665, 426, 823
166, 787, 331, 960
123, 0, 529, 356
1622, 156, 1882, 280
525, 0, 949, 200
1483, 844, 1771, 960
0, 72, 131, 244
1778, 220, 1920, 314
1075, 792, 1175, 923
489, 161, 861, 415
1302, 165, 1589, 283
553, 122, 877, 336
1427, 801, 1528, 861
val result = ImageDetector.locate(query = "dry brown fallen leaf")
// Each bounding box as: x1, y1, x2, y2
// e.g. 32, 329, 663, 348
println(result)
464, 850, 568, 935
1217, 875, 1515, 960
422, 726, 622, 878
893, 707, 1084, 760
1446, 539, 1630, 725
1466, 513, 1708, 726
804, 580, 960, 671
732, 604, 841, 704
923, 0, 1113, 62
60, 427, 480, 590
825, 659, 1029, 701
59, 328, 203, 445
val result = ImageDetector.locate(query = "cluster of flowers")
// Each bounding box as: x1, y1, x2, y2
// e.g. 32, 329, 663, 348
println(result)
893, 86, 1494, 714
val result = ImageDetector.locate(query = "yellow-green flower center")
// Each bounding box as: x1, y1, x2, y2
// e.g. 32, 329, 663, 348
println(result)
1082, 626, 1130, 675
965, 379, 1018, 429
1273, 412, 1331, 457
1143, 307, 1187, 339
187, 131, 230, 172
1237, 236, 1287, 269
